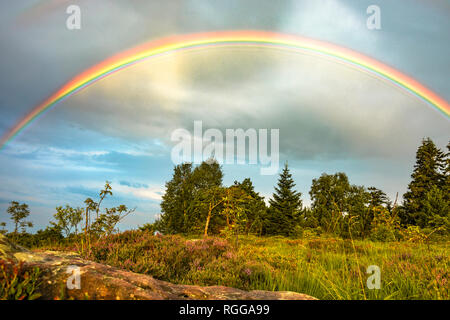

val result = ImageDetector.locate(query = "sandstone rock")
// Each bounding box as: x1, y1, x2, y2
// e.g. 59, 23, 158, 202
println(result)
0, 233, 46, 263
0, 234, 316, 300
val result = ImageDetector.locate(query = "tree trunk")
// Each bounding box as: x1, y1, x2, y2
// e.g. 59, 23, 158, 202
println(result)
204, 203, 212, 237
84, 207, 90, 253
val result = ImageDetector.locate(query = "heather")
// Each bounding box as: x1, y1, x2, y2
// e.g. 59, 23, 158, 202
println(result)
86, 230, 449, 300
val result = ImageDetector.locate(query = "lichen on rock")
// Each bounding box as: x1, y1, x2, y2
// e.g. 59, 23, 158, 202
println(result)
0, 234, 46, 263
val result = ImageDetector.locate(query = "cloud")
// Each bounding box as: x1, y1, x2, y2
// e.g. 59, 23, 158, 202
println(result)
114, 184, 164, 202
281, 0, 376, 44
1, 145, 118, 173
47, 147, 108, 157
65, 185, 98, 198
43, 47, 449, 163
119, 180, 149, 189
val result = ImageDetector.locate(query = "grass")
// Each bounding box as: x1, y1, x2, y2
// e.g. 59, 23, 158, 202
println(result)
75, 230, 449, 300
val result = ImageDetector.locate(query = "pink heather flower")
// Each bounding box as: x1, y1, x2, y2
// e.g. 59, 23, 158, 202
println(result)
224, 251, 234, 259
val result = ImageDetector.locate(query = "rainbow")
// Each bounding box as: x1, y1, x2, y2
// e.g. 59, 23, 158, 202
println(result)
1, 30, 449, 150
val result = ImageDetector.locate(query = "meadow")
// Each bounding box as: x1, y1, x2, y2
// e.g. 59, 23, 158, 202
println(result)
2, 138, 448, 300
46, 230, 448, 300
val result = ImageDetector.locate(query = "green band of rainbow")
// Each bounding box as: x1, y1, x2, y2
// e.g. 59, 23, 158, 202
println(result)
1, 30, 449, 150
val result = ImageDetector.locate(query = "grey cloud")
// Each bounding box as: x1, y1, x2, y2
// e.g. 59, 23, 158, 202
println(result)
40, 48, 449, 163
119, 180, 149, 189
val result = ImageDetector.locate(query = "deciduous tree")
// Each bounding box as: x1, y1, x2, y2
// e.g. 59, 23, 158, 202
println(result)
7, 201, 31, 234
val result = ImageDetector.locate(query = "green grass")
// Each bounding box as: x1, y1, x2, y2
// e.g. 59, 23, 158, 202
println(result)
76, 230, 449, 300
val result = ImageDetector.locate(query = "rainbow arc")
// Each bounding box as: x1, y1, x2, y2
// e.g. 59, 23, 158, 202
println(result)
1, 30, 448, 150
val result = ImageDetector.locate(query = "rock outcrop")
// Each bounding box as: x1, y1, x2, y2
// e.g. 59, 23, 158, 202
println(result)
0, 234, 316, 300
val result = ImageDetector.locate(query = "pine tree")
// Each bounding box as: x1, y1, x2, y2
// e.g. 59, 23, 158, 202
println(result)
402, 138, 446, 227
444, 141, 450, 202
267, 162, 303, 236
423, 141, 450, 234
422, 185, 449, 233
367, 187, 390, 208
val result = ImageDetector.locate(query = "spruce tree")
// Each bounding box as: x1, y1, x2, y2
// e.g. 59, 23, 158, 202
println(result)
444, 141, 450, 202
367, 187, 390, 208
267, 162, 303, 236
422, 185, 449, 233
402, 138, 446, 227
423, 141, 450, 233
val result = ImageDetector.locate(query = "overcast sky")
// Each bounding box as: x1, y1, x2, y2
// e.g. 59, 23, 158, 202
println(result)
0, 0, 449, 231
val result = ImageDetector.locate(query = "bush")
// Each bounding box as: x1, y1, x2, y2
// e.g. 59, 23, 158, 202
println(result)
89, 231, 231, 281
0, 260, 42, 300
6, 227, 64, 249
369, 207, 400, 242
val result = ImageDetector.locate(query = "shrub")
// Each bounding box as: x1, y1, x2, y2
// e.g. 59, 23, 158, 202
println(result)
369, 207, 400, 242
0, 260, 42, 300
89, 231, 232, 281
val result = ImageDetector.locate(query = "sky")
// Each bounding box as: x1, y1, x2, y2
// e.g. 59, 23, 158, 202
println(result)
0, 0, 449, 232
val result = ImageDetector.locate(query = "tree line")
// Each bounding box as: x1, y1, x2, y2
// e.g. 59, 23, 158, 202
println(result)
1, 182, 134, 250
1, 137, 449, 245
148, 137, 449, 240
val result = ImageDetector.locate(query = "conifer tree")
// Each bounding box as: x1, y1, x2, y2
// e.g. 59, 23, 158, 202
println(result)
402, 138, 446, 227
267, 162, 303, 236
422, 185, 449, 233
444, 141, 450, 202
421, 141, 450, 233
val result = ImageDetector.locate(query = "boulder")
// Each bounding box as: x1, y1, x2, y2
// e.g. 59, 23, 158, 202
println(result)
0, 234, 316, 300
